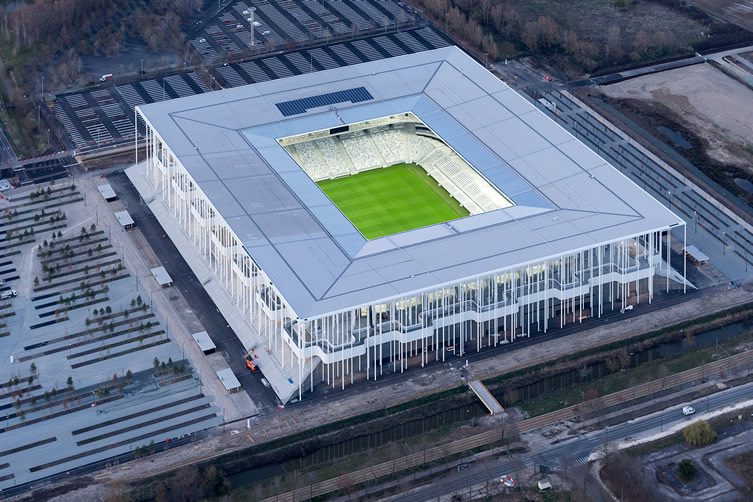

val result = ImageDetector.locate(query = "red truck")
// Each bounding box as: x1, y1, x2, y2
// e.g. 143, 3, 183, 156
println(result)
244, 352, 257, 372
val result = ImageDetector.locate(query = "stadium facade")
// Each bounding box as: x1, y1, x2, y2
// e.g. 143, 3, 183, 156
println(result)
129, 47, 686, 403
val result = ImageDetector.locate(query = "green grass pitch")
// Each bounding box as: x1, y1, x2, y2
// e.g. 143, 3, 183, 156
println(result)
317, 163, 469, 240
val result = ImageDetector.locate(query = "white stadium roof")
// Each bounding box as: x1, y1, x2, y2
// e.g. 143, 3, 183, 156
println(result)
137, 47, 683, 318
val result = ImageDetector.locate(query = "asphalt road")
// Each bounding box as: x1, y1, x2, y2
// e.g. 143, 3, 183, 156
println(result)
107, 171, 278, 413
395, 381, 753, 501
0, 125, 18, 165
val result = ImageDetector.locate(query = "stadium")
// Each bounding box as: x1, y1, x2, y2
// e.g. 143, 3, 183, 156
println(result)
128, 47, 687, 404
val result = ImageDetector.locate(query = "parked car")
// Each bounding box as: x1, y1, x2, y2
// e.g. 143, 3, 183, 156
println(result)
500, 474, 517, 488
0, 289, 17, 300
682, 406, 696, 416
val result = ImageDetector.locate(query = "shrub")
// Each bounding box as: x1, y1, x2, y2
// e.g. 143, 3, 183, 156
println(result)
678, 458, 696, 481
683, 420, 716, 446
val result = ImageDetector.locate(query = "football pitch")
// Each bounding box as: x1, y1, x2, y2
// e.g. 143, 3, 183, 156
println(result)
317, 163, 469, 239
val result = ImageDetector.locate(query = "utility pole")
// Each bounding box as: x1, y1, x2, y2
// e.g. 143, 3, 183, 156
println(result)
37, 74, 44, 127
246, 7, 256, 47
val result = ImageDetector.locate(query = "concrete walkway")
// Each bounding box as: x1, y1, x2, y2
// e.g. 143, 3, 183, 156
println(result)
468, 380, 504, 415
126, 162, 301, 405
78, 172, 258, 421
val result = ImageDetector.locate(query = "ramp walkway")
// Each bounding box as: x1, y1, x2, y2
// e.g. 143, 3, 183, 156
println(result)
468, 380, 504, 415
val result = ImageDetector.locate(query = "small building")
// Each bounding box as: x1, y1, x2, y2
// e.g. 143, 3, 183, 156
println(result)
192, 331, 216, 355
150, 266, 173, 287
216, 367, 241, 393
685, 245, 709, 265
97, 183, 117, 201
114, 210, 134, 230
537, 479, 552, 491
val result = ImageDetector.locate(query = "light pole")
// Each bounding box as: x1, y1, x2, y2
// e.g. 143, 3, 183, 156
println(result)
466, 465, 470, 500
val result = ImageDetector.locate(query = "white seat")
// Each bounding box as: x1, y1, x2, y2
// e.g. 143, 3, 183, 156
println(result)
288, 130, 513, 214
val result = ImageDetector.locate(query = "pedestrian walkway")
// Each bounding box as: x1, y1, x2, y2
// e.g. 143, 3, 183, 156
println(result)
468, 379, 503, 415
82, 173, 259, 421
126, 162, 301, 404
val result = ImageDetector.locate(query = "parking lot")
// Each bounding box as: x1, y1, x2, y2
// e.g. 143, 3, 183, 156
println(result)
50, 24, 449, 154
210, 25, 449, 85
192, 0, 417, 64
52, 71, 210, 152
0, 177, 266, 491
542, 90, 753, 282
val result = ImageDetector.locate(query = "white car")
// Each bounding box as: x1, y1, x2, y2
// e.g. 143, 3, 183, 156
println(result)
0, 289, 16, 300
682, 406, 695, 416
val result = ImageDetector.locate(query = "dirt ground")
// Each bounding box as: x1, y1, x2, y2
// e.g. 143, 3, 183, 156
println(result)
689, 0, 753, 32
726, 450, 753, 499
599, 63, 753, 172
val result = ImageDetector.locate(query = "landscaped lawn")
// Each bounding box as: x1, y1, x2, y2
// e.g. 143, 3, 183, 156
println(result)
317, 163, 469, 239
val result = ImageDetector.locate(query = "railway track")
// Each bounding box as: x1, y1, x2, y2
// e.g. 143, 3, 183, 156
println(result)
264, 348, 753, 502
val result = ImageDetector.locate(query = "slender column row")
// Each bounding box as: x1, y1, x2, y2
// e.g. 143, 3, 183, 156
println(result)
136, 114, 687, 403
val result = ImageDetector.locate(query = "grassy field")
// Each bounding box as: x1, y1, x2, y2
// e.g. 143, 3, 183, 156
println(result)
317, 163, 469, 239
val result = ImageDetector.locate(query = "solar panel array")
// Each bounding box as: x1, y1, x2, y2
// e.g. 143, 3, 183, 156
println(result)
276, 87, 373, 116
